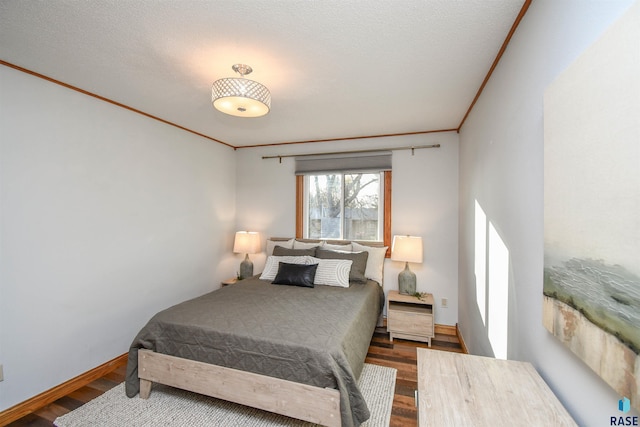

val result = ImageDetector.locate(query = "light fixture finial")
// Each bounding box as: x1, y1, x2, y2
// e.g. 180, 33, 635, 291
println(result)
231, 64, 252, 77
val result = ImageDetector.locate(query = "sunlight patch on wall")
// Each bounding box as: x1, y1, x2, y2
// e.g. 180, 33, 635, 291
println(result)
488, 223, 510, 360
474, 200, 487, 326
475, 200, 510, 359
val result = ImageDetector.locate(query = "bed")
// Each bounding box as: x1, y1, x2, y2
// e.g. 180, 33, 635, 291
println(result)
125, 239, 386, 427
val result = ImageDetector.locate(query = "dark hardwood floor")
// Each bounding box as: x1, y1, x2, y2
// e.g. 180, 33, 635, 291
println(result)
366, 326, 463, 427
6, 326, 462, 427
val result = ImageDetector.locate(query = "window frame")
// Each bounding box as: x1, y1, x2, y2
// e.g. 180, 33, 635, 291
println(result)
296, 171, 391, 257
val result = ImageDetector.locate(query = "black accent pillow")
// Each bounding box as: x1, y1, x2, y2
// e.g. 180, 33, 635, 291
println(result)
272, 262, 318, 288
315, 248, 369, 283
272, 246, 318, 257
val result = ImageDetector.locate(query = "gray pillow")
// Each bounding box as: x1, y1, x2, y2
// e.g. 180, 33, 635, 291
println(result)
315, 248, 369, 283
273, 246, 318, 257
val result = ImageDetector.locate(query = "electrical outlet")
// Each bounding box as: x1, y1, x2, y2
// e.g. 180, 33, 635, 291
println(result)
0, 364, 4, 382
442, 298, 448, 308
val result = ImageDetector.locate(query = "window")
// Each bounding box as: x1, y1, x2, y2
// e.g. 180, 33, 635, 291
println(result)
304, 172, 383, 241
296, 171, 392, 251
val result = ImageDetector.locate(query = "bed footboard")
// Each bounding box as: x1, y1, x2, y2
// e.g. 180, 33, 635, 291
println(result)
137, 349, 341, 427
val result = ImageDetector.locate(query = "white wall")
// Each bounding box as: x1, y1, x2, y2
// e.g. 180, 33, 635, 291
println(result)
0, 66, 238, 411
235, 132, 459, 326
457, 0, 637, 425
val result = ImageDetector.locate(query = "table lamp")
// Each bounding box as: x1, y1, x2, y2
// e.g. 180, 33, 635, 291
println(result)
233, 231, 260, 279
391, 235, 423, 295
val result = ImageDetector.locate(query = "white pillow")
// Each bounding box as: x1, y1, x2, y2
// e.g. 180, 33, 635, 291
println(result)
310, 258, 353, 288
323, 242, 353, 252
260, 255, 315, 280
293, 240, 321, 250
351, 242, 388, 285
266, 239, 294, 255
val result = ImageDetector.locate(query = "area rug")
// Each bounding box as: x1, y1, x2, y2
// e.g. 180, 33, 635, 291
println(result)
54, 363, 396, 427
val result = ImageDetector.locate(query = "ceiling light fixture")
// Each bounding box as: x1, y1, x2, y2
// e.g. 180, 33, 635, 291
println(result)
211, 64, 271, 118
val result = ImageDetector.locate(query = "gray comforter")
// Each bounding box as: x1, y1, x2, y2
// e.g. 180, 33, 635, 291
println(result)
125, 276, 384, 427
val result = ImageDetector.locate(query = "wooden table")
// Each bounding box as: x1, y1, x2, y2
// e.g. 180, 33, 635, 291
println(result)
417, 348, 576, 426
221, 277, 238, 287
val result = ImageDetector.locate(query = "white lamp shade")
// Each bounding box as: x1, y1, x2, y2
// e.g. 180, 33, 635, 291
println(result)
233, 231, 261, 254
391, 235, 423, 264
212, 78, 271, 117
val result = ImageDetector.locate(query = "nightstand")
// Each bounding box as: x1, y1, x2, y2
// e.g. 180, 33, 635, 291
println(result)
221, 277, 238, 287
387, 290, 434, 346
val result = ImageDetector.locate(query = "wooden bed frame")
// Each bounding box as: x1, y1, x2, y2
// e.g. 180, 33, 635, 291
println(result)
268, 237, 388, 252
136, 237, 386, 427
138, 349, 341, 426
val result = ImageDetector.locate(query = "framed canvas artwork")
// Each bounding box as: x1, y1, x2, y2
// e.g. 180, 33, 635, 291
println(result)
543, 3, 639, 412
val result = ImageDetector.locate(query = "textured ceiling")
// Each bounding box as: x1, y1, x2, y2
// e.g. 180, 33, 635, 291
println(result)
0, 1, 525, 148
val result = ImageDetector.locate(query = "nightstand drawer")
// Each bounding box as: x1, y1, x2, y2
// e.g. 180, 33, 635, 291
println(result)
388, 311, 433, 335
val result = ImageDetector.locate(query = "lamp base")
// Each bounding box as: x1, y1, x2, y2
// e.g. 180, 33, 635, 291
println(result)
239, 254, 254, 280
398, 262, 416, 295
